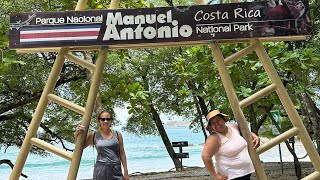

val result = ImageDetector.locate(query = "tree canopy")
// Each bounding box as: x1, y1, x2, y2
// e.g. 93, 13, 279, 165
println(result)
1, 0, 320, 159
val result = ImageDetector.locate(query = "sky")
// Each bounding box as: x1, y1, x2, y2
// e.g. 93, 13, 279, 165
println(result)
113, 107, 185, 128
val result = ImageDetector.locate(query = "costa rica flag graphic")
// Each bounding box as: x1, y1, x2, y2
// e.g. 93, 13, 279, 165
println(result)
19, 25, 101, 45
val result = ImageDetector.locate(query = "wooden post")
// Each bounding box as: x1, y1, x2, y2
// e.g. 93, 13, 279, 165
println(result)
252, 38, 320, 172
210, 42, 268, 180
9, 48, 69, 180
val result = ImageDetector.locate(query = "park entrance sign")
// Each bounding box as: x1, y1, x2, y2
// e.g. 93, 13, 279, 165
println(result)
9, 0, 311, 49
9, 1, 320, 180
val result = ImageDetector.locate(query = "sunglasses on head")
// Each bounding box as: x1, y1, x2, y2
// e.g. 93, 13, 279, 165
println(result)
99, 118, 112, 122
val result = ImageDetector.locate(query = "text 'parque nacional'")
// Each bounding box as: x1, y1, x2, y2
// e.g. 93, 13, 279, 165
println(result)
35, 15, 103, 25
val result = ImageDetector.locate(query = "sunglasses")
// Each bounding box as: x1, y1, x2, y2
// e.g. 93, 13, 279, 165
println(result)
99, 118, 112, 122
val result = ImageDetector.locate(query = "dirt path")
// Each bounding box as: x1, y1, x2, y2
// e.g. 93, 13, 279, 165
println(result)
129, 162, 314, 180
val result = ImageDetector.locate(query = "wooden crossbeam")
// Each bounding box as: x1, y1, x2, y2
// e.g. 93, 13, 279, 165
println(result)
256, 127, 300, 154
65, 53, 96, 72
47, 94, 85, 115
239, 84, 277, 108
30, 138, 73, 161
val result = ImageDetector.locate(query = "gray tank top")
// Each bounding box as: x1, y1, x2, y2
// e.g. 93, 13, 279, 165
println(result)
94, 130, 121, 164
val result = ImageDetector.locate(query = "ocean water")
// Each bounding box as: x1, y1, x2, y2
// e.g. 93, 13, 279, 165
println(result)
0, 128, 311, 180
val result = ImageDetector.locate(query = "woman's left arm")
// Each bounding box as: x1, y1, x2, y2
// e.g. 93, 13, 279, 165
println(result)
118, 132, 129, 180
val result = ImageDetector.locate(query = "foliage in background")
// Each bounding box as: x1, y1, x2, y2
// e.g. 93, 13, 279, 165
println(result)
0, 0, 320, 156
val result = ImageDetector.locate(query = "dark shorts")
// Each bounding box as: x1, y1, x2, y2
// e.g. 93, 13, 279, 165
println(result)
93, 162, 124, 180
232, 173, 251, 180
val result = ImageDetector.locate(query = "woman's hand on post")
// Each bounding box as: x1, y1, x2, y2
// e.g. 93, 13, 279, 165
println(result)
74, 124, 85, 138
252, 134, 260, 148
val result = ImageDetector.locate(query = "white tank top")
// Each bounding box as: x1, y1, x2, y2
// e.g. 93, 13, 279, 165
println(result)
214, 124, 255, 180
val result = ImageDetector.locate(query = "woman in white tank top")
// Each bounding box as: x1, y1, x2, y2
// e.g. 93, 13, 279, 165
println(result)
202, 110, 260, 180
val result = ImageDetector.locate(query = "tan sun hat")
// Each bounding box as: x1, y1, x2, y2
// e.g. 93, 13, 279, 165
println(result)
205, 110, 230, 131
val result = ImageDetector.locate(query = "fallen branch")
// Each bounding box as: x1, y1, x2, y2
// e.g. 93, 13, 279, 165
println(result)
0, 159, 28, 178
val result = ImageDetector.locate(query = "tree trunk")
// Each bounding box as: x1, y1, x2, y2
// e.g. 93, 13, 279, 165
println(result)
248, 105, 258, 134
299, 92, 320, 154
305, 94, 320, 154
269, 112, 302, 179
197, 95, 210, 139
149, 104, 182, 170
193, 96, 207, 140
292, 71, 319, 154
186, 81, 209, 140
0, 159, 28, 178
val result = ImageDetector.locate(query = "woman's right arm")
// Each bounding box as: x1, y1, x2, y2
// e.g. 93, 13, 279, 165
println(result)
74, 124, 94, 149
202, 134, 227, 180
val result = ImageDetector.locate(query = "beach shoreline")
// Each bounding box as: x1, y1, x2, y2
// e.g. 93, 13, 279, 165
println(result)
127, 161, 314, 180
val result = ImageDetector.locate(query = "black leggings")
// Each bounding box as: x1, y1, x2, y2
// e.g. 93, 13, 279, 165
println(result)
232, 174, 251, 180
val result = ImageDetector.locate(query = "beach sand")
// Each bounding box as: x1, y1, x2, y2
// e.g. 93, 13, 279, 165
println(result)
129, 162, 315, 180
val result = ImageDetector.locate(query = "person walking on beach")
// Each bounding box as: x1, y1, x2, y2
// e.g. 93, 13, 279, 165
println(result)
202, 110, 260, 180
75, 110, 129, 180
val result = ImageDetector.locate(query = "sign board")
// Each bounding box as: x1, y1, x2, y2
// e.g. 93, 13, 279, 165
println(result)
173, 152, 189, 158
172, 141, 188, 147
9, 0, 312, 49
271, 110, 281, 135
172, 141, 189, 159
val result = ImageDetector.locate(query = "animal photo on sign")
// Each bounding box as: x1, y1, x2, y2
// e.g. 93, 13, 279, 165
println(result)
263, 0, 311, 35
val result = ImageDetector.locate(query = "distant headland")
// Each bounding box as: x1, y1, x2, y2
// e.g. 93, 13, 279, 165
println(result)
164, 120, 190, 128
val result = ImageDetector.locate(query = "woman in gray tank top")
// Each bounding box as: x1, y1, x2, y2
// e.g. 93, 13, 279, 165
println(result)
75, 110, 129, 180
